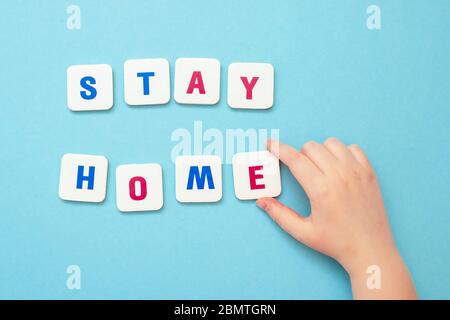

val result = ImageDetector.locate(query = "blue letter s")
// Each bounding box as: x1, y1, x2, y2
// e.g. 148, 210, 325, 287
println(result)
80, 76, 97, 100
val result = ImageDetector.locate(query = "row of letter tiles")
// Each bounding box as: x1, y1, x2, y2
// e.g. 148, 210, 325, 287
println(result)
66, 59, 274, 111
58, 152, 281, 212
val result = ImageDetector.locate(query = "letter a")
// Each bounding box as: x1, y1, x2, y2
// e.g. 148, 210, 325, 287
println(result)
367, 5, 381, 30
66, 5, 81, 30
187, 71, 206, 94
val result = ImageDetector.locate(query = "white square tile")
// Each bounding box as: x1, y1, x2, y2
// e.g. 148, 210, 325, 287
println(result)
175, 155, 222, 203
67, 64, 113, 111
227, 62, 274, 109
174, 58, 221, 105
58, 153, 108, 202
232, 151, 281, 200
115, 163, 164, 212
124, 58, 170, 106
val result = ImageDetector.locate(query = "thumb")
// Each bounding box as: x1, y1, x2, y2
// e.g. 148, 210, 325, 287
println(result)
256, 197, 315, 247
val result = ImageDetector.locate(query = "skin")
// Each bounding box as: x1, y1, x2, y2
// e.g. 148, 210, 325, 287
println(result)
256, 138, 417, 300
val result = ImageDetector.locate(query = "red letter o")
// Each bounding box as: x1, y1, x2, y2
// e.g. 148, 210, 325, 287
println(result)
129, 176, 147, 201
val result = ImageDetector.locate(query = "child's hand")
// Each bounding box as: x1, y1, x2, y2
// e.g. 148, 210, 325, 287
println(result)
256, 138, 416, 299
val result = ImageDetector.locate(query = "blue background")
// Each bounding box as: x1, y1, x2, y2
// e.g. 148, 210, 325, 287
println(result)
0, 0, 449, 299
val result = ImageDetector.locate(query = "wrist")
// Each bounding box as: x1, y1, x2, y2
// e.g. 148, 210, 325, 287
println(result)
337, 243, 417, 299
338, 242, 400, 278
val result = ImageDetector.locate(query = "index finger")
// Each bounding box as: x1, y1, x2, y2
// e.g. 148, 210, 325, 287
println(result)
267, 140, 323, 198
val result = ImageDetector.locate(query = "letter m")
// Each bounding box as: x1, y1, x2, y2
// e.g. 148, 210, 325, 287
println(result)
186, 166, 215, 190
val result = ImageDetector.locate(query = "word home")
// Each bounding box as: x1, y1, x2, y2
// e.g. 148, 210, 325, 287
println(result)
58, 152, 282, 212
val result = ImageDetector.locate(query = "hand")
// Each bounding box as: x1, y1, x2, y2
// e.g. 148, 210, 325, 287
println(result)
257, 138, 416, 299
